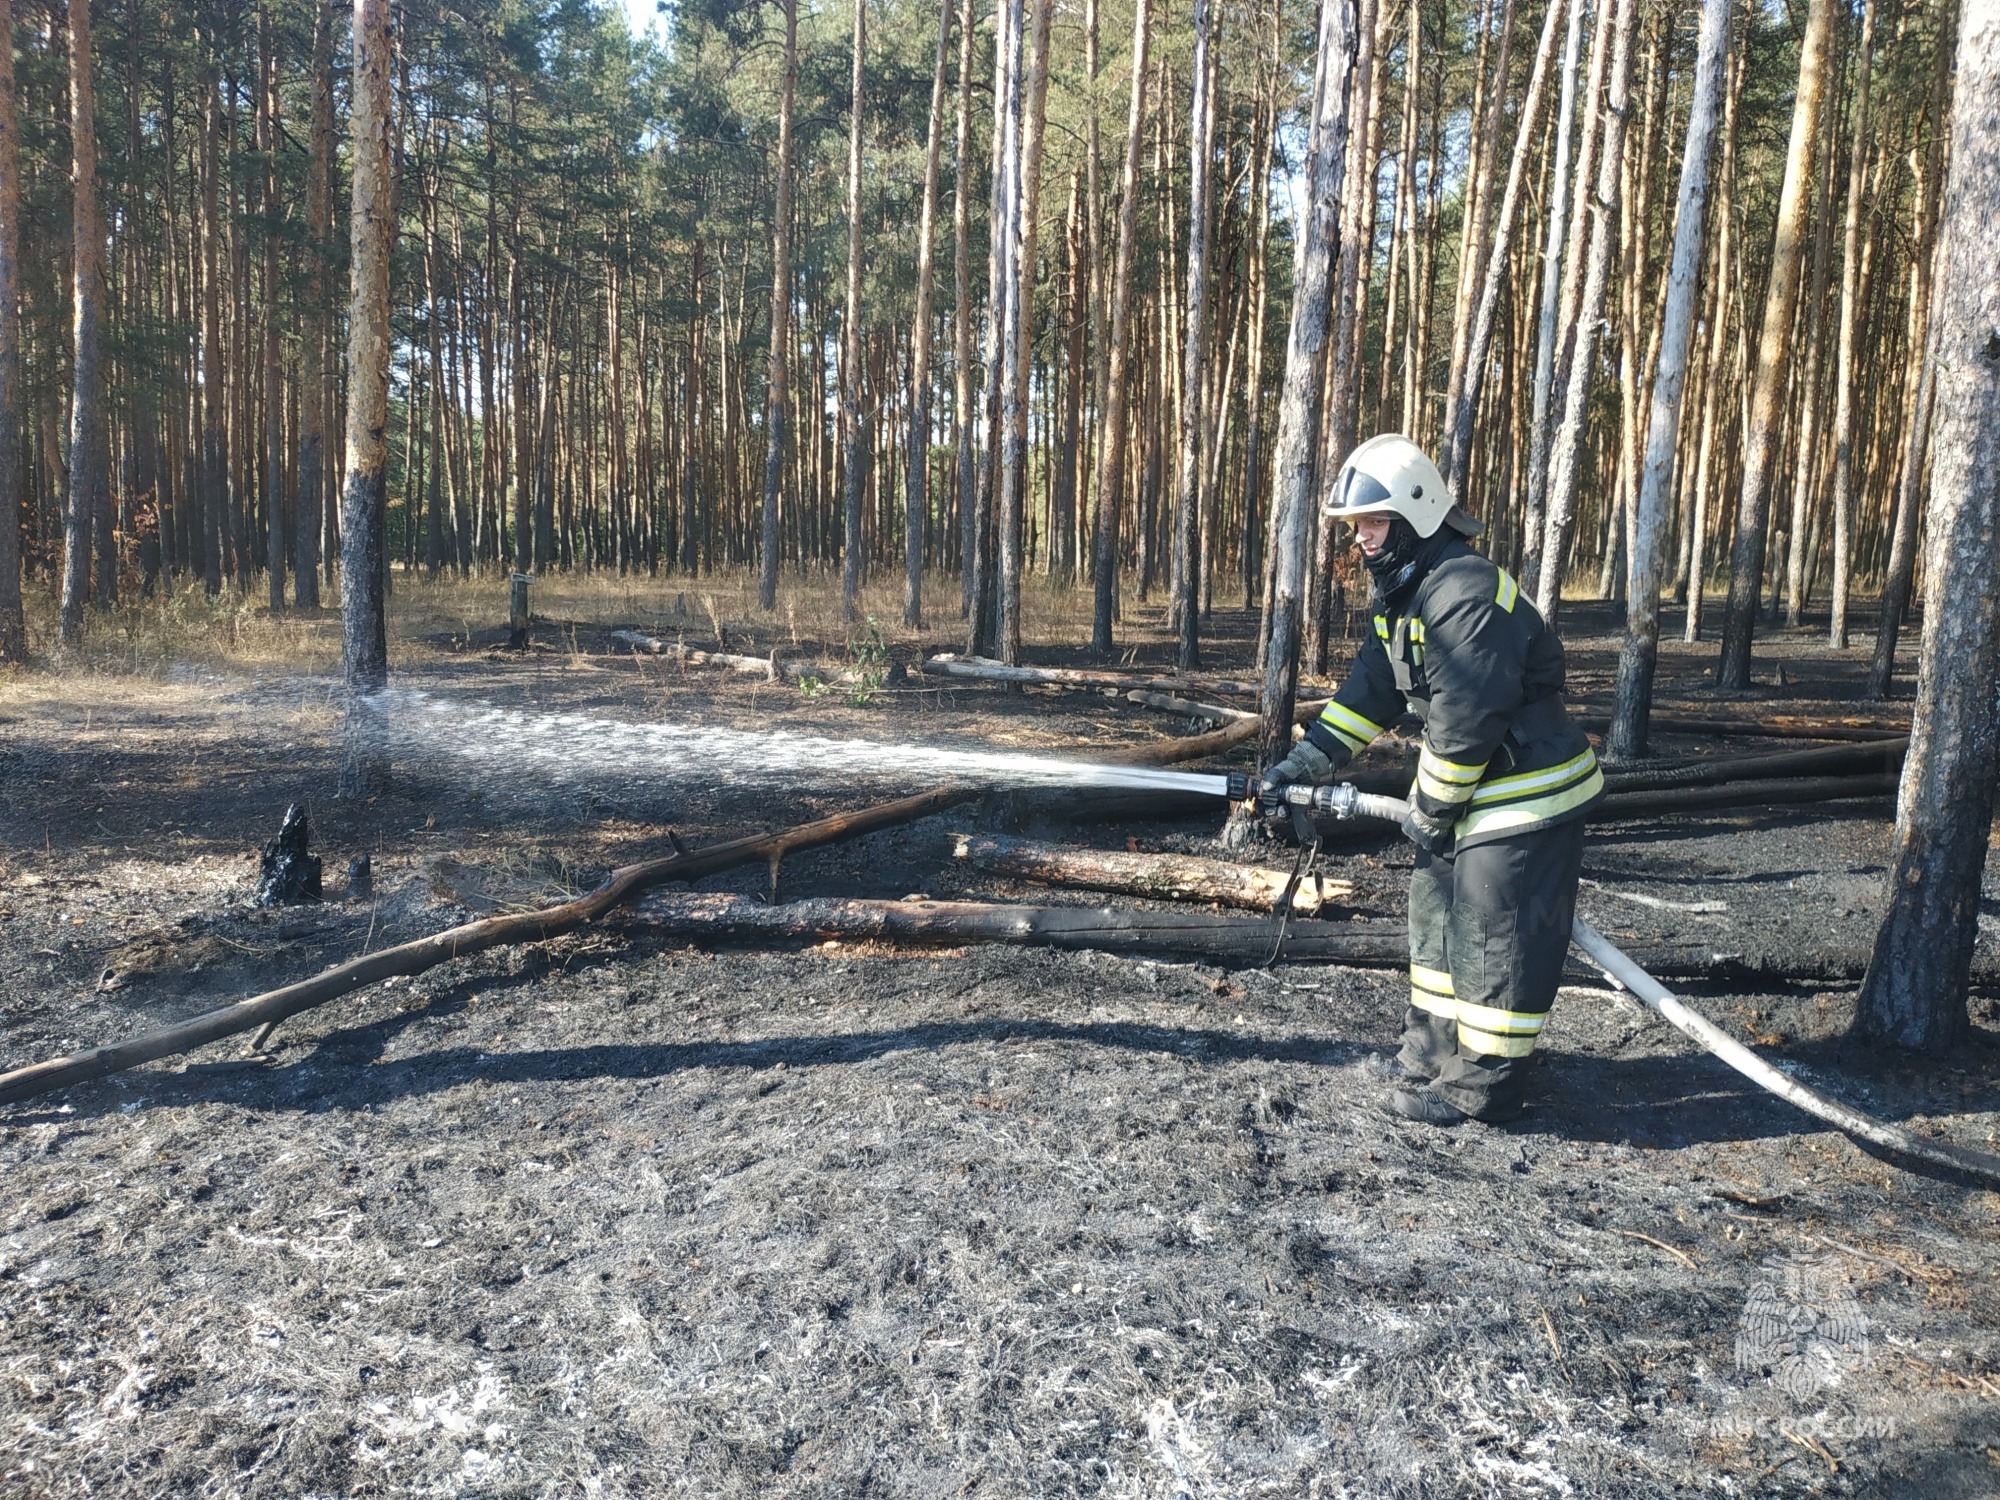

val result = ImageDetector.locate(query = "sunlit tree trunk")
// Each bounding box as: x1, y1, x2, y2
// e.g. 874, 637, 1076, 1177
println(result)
996, 0, 1051, 665
341, 0, 395, 693
1089, 0, 1151, 656
1854, 0, 2000, 1053
1441, 0, 1565, 504
1170, 0, 1216, 672
951, 0, 976, 617
840, 0, 867, 621
904, 0, 952, 627
759, 0, 796, 613
1827, 1, 1876, 651
259, 0, 284, 612
1607, 0, 1728, 760
1715, 0, 1834, 689
1535, 0, 1636, 626
58, 0, 104, 642
1257, 0, 1356, 770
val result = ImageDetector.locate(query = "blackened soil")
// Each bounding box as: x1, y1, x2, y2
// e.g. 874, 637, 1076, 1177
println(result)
2, 602, 1997, 1498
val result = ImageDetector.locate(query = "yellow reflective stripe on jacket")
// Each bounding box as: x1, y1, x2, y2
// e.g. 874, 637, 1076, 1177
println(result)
1456, 764, 1606, 841
1495, 569, 1519, 612
1416, 745, 1486, 805
1458, 1023, 1539, 1058
1466, 748, 1599, 807
1373, 614, 1390, 641
1319, 701, 1387, 753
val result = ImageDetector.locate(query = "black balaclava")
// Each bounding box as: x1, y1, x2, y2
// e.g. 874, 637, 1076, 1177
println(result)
1363, 517, 1452, 610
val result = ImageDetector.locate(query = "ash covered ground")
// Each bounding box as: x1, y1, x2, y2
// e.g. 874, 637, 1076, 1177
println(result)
3, 604, 1998, 1498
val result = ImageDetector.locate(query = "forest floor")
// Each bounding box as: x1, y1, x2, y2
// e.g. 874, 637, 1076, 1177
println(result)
2, 575, 1998, 1499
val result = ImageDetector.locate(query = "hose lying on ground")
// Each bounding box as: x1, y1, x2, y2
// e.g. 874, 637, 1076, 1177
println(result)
1334, 788, 2000, 1185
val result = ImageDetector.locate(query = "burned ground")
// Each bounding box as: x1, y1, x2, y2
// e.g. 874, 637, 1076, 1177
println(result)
2, 601, 1998, 1498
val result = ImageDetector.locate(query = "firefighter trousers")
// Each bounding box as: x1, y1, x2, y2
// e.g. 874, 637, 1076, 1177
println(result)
1395, 818, 1585, 1119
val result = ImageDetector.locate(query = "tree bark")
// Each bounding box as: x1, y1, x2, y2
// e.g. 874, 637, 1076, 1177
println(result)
953, 833, 1352, 913
1089, 0, 1152, 656
840, 0, 868, 622
902, 0, 953, 628
951, 0, 977, 615
1867, 18, 1954, 699
1715, 0, 1835, 690
1256, 0, 1356, 770
1606, 0, 1728, 760
1827, 0, 1876, 651
58, 0, 104, 643
1534, 0, 1637, 626
758, 0, 797, 613
1510, 0, 1582, 586
1854, 0, 2000, 1052
0, 0, 23, 661
341, 0, 395, 695
1441, 0, 1566, 506
259, 0, 285, 613
996, 0, 1052, 665
1170, 0, 1217, 672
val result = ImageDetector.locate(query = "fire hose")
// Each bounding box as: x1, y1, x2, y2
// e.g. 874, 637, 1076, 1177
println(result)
1248, 779, 2000, 1184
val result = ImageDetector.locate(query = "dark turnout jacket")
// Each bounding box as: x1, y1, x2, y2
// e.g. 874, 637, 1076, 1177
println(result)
1303, 537, 1602, 849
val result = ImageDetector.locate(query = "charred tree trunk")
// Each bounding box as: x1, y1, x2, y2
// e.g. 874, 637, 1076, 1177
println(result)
1607, 0, 1728, 760
1854, 0, 2000, 1054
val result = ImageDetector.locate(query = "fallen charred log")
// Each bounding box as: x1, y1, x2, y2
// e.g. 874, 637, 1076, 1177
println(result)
952, 833, 1353, 913
613, 893, 1979, 986
1599, 738, 1908, 790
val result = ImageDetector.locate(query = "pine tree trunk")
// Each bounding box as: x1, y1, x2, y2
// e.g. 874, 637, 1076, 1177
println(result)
1514, 0, 1585, 594
904, 0, 952, 628
1170, 0, 1217, 672
1535, 0, 1637, 626
996, 0, 1051, 665
341, 0, 395, 694
58, 0, 104, 642
0, 0, 23, 662
951, 0, 976, 615
1827, 1, 1876, 651
1607, 0, 1728, 760
259, 0, 285, 612
840, 0, 867, 621
1257, 0, 1356, 771
1853, 0, 2000, 1053
1089, 0, 1152, 655
1715, 0, 1835, 689
1867, 18, 1953, 699
1441, 0, 1566, 504
759, 0, 796, 612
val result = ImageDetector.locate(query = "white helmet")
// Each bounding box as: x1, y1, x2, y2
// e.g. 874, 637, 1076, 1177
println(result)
1323, 433, 1481, 538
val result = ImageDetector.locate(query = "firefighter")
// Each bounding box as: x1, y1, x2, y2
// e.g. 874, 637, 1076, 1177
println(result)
1260, 434, 1603, 1125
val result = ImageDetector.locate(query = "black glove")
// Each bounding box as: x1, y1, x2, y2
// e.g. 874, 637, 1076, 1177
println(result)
1400, 804, 1456, 856
1259, 742, 1333, 822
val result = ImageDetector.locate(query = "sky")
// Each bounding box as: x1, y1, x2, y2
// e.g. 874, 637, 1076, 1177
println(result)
618, 0, 671, 43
